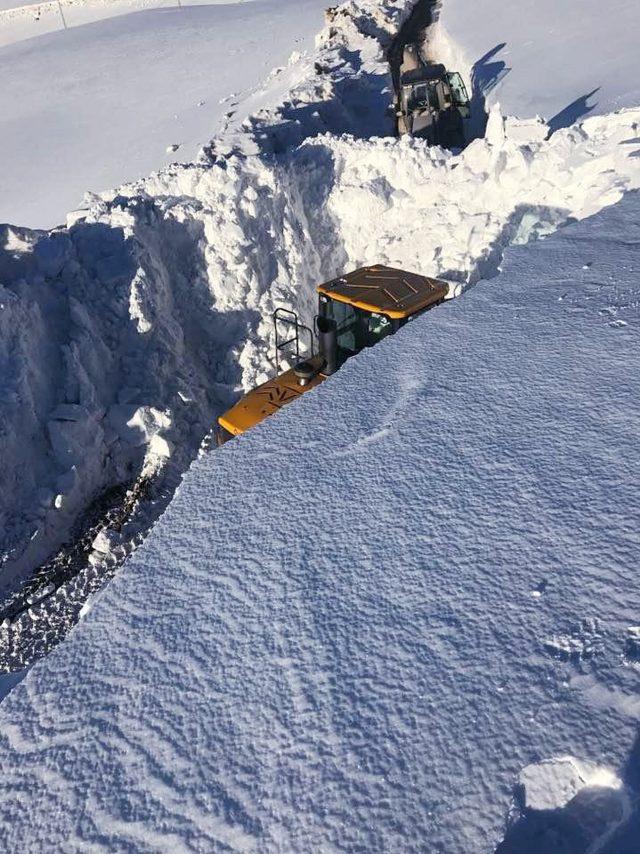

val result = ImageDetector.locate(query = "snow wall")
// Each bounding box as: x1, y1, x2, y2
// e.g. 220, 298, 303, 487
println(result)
1, 0, 640, 629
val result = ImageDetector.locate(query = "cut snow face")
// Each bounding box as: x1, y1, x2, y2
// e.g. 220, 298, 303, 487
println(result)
1, 0, 640, 672
0, 191, 639, 851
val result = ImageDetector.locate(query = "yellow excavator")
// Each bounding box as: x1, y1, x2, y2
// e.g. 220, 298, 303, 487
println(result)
216, 264, 448, 444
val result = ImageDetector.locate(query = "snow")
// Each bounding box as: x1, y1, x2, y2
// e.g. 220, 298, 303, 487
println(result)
519, 757, 623, 812
0, 0, 418, 646
0, 0, 640, 846
0, 0, 330, 228
2, 101, 639, 611
429, 0, 640, 125
1, 191, 640, 850
1, 0, 640, 667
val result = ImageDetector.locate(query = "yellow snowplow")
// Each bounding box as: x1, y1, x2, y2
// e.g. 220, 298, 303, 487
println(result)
216, 264, 448, 444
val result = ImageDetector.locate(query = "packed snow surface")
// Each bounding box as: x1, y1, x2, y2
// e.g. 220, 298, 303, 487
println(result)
1, 193, 639, 851
430, 0, 640, 125
0, 0, 329, 227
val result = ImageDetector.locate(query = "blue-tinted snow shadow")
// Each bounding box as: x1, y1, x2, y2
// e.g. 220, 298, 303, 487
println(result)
245, 66, 395, 155
496, 732, 640, 853
469, 43, 511, 141
0, 669, 27, 704
438, 202, 575, 292
548, 89, 600, 135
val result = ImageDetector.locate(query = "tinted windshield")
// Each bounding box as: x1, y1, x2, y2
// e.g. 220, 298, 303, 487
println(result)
405, 82, 439, 112
323, 298, 362, 363
445, 72, 470, 108
320, 298, 394, 366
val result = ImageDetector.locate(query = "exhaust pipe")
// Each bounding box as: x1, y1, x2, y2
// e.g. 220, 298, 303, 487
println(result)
317, 315, 338, 376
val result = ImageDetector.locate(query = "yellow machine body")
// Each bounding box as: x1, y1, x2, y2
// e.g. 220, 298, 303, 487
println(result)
217, 265, 448, 442
218, 356, 326, 439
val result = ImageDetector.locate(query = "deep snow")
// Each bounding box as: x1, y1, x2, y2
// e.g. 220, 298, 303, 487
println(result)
2, 0, 640, 672
0, 0, 330, 227
1, 192, 639, 852
1, 0, 640, 846
0, 0, 417, 659
429, 0, 640, 126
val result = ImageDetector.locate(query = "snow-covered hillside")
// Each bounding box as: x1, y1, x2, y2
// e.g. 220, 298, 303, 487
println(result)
1, 0, 640, 847
0, 0, 330, 228
429, 0, 640, 125
1, 191, 639, 852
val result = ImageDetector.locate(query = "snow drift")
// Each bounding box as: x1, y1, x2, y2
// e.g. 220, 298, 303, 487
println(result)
1, 190, 639, 852
1, 0, 640, 662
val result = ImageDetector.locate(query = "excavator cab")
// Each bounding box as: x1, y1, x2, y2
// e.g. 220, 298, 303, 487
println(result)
396, 47, 470, 146
216, 265, 448, 444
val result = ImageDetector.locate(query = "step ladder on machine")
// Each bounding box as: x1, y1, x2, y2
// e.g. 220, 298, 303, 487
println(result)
272, 308, 315, 374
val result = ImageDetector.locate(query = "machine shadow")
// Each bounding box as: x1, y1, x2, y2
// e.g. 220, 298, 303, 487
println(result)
548, 89, 600, 135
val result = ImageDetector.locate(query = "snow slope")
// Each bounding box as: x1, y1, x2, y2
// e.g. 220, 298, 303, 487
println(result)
2, 0, 640, 670
0, 0, 329, 228
1, 192, 639, 852
430, 0, 640, 126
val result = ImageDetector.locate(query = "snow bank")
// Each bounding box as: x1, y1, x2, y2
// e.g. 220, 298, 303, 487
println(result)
2, 0, 640, 651
429, 0, 640, 125
1, 190, 639, 851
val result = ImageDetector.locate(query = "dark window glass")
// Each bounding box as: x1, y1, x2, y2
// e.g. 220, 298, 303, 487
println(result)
322, 298, 365, 364
366, 313, 393, 346
320, 297, 397, 361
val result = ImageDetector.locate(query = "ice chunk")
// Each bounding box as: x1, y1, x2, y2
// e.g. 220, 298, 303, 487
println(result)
519, 757, 622, 811
91, 530, 123, 555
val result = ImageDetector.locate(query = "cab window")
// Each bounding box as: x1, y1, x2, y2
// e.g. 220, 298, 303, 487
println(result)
366, 313, 393, 345
445, 72, 470, 116
321, 298, 365, 365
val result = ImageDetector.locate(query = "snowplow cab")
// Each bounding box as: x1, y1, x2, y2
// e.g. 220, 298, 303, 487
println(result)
216, 265, 448, 444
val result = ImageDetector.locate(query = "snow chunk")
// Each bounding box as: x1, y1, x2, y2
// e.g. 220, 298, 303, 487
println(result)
504, 116, 549, 144
107, 405, 171, 449
91, 530, 123, 556
519, 757, 623, 811
485, 104, 505, 146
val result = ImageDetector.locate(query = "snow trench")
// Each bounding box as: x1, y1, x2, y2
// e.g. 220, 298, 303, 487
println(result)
1, 0, 640, 666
